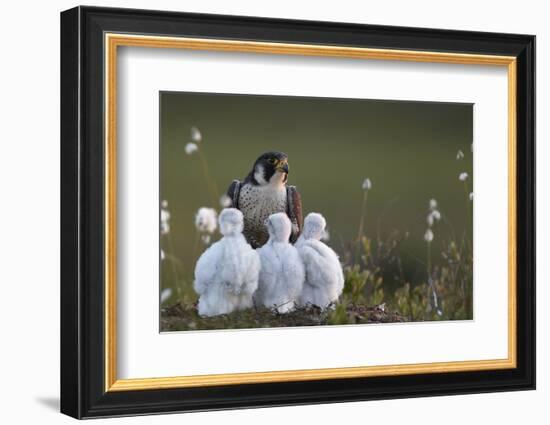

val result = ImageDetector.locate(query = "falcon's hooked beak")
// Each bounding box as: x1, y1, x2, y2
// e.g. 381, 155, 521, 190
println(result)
275, 159, 289, 174
275, 159, 289, 183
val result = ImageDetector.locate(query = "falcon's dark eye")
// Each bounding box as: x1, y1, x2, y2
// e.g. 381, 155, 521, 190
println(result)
267, 158, 277, 165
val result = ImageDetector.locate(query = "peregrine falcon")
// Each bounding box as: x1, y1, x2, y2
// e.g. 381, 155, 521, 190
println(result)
226, 151, 303, 248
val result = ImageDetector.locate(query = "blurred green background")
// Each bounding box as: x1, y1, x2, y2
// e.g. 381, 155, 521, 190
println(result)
160, 91, 473, 308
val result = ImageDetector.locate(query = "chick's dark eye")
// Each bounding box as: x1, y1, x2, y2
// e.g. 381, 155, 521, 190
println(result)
268, 158, 277, 164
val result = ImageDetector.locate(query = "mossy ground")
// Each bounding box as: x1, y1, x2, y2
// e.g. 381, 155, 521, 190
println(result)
160, 301, 406, 332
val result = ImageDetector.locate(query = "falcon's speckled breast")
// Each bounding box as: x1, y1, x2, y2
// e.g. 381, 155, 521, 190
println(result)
238, 183, 287, 248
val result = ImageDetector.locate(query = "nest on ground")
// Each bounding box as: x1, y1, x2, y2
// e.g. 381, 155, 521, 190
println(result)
160, 301, 406, 332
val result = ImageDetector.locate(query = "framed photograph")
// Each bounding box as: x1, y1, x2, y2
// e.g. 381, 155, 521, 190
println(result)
60, 6, 535, 419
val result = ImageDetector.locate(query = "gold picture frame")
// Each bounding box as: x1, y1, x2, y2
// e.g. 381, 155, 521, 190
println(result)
104, 34, 517, 392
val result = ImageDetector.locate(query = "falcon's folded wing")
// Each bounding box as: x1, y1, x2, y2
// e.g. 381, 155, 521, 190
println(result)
286, 185, 303, 243
226, 180, 241, 209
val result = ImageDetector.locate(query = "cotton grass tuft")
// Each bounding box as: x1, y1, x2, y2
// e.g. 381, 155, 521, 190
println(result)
195, 207, 218, 234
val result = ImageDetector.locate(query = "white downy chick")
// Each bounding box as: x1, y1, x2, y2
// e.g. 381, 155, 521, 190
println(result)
295, 213, 344, 309
255, 213, 305, 313
194, 208, 260, 316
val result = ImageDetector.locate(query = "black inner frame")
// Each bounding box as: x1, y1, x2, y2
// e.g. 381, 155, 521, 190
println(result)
60, 6, 535, 419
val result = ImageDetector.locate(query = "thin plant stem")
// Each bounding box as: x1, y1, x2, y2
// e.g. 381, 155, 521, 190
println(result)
427, 241, 432, 284
355, 191, 369, 264
463, 181, 472, 249
357, 190, 369, 241
191, 229, 201, 269
426, 240, 439, 316
458, 188, 473, 315
426, 238, 433, 304
197, 149, 219, 206
164, 233, 180, 292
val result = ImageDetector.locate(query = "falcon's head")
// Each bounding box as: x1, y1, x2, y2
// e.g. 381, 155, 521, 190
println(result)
246, 151, 289, 186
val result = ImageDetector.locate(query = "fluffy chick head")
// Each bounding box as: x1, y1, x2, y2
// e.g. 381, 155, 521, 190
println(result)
265, 212, 292, 242
302, 213, 327, 240
219, 208, 244, 236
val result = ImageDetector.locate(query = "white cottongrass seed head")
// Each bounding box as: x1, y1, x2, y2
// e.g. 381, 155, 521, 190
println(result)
161, 209, 170, 223
160, 202, 171, 235
195, 207, 218, 234
160, 288, 172, 304
459, 172, 469, 181
160, 249, 165, 261
469, 192, 474, 201
456, 150, 464, 160
427, 213, 434, 227
219, 194, 232, 208
426, 210, 441, 227
160, 220, 170, 235
190, 126, 202, 142
424, 228, 434, 243
362, 178, 372, 191
185, 142, 198, 155
429, 199, 438, 210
